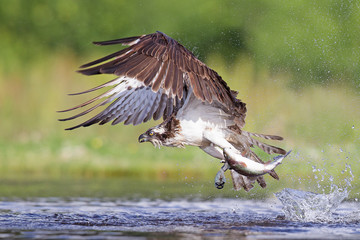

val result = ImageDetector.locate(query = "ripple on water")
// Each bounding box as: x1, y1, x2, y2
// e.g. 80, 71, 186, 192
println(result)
0, 197, 359, 239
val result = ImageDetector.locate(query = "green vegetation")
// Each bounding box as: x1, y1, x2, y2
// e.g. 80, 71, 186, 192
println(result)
0, 1, 359, 198
1, 54, 358, 198
1, 0, 360, 87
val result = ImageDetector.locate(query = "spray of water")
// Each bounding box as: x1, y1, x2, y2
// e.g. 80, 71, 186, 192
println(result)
275, 157, 356, 223
275, 187, 348, 222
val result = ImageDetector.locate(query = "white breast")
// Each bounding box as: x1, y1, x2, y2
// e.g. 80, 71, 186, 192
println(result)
175, 94, 233, 146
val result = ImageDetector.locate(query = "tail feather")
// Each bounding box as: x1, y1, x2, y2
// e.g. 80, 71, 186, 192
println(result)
245, 131, 283, 141
256, 176, 267, 188
246, 135, 286, 155
230, 129, 286, 155
230, 170, 255, 191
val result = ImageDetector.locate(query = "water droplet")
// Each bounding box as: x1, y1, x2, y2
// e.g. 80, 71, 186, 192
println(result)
275, 188, 348, 222
345, 179, 352, 187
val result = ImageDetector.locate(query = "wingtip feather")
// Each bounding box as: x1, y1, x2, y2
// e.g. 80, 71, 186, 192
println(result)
64, 125, 81, 131
92, 41, 102, 45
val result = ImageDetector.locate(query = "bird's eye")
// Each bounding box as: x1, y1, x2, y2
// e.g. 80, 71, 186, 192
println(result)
149, 131, 154, 136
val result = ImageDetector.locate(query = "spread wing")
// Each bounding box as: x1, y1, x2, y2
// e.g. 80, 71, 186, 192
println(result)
59, 31, 245, 130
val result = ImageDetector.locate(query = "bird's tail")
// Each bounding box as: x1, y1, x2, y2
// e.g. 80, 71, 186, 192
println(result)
242, 131, 286, 155
227, 128, 286, 191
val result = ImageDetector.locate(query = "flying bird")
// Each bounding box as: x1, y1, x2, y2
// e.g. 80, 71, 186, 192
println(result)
59, 31, 289, 191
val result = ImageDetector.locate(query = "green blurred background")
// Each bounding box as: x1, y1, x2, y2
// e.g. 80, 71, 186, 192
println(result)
0, 0, 359, 199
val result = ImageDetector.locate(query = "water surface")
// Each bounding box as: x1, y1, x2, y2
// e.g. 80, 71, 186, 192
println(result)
1, 176, 359, 239
0, 196, 359, 239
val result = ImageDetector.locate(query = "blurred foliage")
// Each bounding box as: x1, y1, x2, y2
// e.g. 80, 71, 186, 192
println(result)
0, 53, 359, 197
1, 0, 360, 87
0, 0, 359, 198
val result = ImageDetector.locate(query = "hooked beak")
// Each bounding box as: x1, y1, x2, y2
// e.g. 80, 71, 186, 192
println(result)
138, 133, 148, 143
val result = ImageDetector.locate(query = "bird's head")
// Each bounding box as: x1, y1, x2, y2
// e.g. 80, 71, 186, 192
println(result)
138, 126, 166, 148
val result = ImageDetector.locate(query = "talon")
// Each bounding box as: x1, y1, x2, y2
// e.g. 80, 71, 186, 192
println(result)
215, 181, 225, 189
214, 169, 226, 189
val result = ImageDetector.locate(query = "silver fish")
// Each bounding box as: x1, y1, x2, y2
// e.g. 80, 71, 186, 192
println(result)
223, 147, 291, 177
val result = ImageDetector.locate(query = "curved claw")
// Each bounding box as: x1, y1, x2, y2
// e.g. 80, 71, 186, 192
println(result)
214, 169, 226, 189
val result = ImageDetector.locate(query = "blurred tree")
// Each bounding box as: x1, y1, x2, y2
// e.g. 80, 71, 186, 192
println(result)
0, 0, 359, 87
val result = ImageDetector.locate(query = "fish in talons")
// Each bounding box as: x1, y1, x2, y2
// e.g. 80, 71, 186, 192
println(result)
214, 148, 292, 189
224, 147, 292, 177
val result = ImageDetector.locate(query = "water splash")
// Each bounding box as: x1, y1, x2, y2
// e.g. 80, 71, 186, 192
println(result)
275, 187, 348, 222
275, 163, 356, 223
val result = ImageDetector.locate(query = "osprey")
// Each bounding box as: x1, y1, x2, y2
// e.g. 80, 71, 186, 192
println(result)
60, 31, 290, 191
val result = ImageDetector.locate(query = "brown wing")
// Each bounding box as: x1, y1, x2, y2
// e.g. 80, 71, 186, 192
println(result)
58, 76, 185, 130
78, 31, 237, 106
59, 32, 246, 129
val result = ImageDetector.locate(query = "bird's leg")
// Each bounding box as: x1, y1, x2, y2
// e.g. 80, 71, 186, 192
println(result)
203, 131, 234, 149
202, 131, 244, 189
200, 144, 224, 160
214, 160, 231, 189
200, 144, 230, 189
